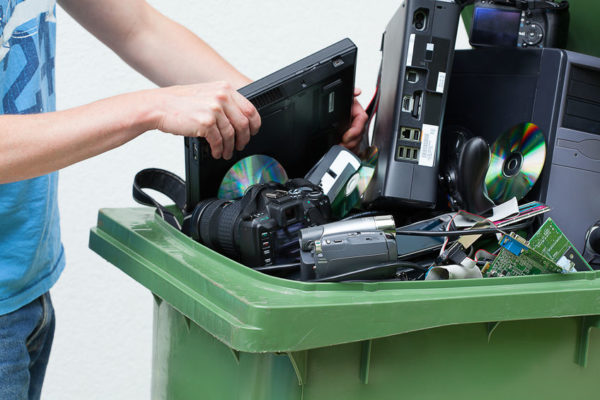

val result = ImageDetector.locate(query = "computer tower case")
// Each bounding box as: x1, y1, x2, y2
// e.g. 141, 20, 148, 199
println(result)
444, 47, 600, 251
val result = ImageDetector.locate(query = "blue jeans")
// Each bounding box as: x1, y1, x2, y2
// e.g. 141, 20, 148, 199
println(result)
0, 293, 55, 400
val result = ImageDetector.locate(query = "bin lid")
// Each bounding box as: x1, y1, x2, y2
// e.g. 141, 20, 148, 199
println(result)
90, 207, 600, 353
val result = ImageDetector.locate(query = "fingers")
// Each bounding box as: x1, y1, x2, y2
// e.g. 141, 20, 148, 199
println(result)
353, 87, 362, 97
232, 91, 261, 136
219, 95, 249, 157
340, 98, 368, 154
214, 107, 236, 159
203, 124, 224, 159
215, 84, 261, 157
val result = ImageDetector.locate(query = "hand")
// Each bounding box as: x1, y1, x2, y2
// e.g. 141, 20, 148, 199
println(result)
153, 81, 261, 160
340, 88, 368, 154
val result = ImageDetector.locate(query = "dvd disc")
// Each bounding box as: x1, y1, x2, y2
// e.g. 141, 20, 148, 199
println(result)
218, 155, 288, 200
485, 122, 546, 203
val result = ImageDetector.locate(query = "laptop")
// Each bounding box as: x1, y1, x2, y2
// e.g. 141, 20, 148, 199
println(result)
184, 38, 357, 210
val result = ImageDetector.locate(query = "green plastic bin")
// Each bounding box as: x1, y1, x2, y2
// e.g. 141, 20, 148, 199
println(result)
90, 208, 600, 400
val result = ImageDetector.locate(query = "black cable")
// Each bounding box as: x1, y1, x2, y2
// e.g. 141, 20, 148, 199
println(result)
392, 260, 429, 271
309, 261, 421, 283
341, 210, 383, 221
396, 221, 532, 238
253, 262, 300, 273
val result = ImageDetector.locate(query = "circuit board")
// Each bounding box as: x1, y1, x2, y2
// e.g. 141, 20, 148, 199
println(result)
529, 219, 591, 272
483, 218, 592, 277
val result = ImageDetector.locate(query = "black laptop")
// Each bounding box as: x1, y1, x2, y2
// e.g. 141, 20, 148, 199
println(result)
184, 38, 357, 210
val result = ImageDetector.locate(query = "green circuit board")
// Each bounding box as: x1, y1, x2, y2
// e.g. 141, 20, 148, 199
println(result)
484, 218, 592, 277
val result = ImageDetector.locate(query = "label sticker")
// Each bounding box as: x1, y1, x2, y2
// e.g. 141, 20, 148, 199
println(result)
436, 72, 446, 93
419, 124, 439, 167
406, 34, 416, 67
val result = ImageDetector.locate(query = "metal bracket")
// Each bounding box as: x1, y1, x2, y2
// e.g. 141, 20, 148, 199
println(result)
576, 315, 600, 367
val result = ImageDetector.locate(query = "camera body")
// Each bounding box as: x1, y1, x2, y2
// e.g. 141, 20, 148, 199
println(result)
300, 230, 398, 281
190, 180, 331, 267
470, 0, 569, 49
299, 216, 397, 280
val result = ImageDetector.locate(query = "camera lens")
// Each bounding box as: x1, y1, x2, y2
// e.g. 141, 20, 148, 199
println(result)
191, 197, 245, 259
216, 200, 244, 256
197, 199, 230, 249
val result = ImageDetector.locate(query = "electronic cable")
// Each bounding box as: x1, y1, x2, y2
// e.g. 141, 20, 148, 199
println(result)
341, 210, 383, 221
309, 261, 427, 283
254, 262, 301, 273
395, 220, 532, 238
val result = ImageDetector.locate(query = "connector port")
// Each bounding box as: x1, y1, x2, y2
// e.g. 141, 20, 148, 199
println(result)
401, 91, 422, 120
406, 69, 419, 84
396, 145, 420, 162
412, 91, 422, 119
399, 128, 422, 143
413, 9, 429, 31
402, 96, 413, 113
412, 129, 421, 141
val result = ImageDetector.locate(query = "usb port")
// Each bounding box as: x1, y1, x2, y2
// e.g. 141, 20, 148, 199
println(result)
398, 147, 405, 159
402, 95, 413, 113
412, 129, 421, 141
412, 149, 419, 160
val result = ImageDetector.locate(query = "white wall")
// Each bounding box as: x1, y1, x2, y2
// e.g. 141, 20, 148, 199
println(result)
46, 1, 470, 398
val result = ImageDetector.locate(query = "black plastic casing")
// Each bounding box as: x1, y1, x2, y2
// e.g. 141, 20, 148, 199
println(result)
444, 47, 600, 252
364, 0, 462, 210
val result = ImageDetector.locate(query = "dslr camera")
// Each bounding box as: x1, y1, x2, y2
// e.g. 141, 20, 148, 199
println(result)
470, 0, 569, 48
189, 179, 331, 267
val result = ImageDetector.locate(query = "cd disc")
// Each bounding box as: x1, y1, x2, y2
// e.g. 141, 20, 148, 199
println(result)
218, 155, 288, 200
485, 122, 546, 203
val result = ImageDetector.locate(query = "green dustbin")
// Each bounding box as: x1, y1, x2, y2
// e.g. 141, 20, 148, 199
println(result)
90, 208, 600, 400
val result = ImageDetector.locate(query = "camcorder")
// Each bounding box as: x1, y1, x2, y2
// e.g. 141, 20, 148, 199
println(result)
470, 0, 569, 48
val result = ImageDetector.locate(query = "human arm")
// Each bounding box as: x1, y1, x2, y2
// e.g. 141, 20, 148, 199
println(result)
0, 82, 259, 184
0, 1, 262, 183
58, 0, 368, 150
57, 0, 250, 88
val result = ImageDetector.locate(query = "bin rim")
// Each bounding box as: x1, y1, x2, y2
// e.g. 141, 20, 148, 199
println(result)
90, 207, 600, 353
